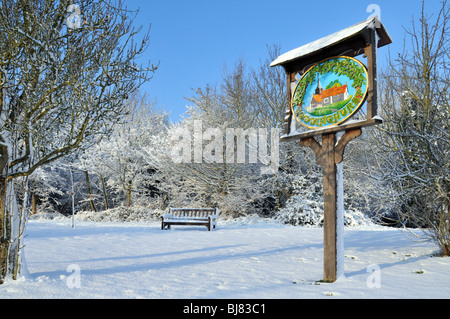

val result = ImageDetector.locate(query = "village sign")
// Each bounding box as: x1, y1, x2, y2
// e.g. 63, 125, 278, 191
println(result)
292, 56, 368, 129
271, 16, 392, 282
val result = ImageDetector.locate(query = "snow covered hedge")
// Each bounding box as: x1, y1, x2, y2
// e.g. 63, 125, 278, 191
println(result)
75, 207, 165, 223
29, 206, 165, 223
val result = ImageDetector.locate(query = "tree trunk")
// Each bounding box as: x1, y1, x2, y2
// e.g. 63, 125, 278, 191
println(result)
0, 139, 10, 283
30, 180, 36, 215
84, 171, 97, 212
99, 173, 109, 210
126, 187, 131, 208
0, 177, 9, 284
31, 191, 36, 215
443, 244, 449, 257
0, 177, 24, 283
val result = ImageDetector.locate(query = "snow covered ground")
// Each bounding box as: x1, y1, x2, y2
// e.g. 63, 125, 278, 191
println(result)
1, 218, 449, 299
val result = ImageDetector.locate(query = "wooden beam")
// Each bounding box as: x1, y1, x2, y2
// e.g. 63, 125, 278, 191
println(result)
281, 117, 381, 142
280, 36, 368, 74
363, 27, 378, 119
284, 72, 296, 136
321, 133, 337, 282
299, 136, 322, 166
299, 129, 363, 282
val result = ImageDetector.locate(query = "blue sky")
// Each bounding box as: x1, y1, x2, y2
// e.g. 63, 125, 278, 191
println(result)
125, 0, 444, 122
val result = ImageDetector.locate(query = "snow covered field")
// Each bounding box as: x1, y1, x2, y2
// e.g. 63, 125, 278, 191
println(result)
1, 218, 449, 299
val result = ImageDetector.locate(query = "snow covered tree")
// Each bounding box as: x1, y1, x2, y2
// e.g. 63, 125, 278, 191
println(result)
165, 110, 264, 217
251, 44, 287, 129
163, 60, 267, 217
372, 1, 449, 255
90, 93, 168, 209
28, 158, 75, 215
170, 49, 291, 217
0, 0, 156, 283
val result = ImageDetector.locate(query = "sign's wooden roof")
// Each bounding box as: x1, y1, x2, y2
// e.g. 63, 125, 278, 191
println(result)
271, 17, 392, 72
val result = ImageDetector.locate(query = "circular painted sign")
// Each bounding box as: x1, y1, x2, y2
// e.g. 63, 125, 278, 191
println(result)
291, 56, 368, 129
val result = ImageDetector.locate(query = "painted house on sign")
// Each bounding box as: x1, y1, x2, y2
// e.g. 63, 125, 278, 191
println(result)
310, 75, 350, 110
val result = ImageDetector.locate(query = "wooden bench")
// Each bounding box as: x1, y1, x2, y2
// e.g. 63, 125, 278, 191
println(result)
161, 208, 219, 231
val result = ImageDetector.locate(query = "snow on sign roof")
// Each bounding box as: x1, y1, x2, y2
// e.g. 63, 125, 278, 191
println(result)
270, 17, 392, 68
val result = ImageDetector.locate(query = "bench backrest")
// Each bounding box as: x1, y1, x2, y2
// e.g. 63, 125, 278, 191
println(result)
169, 208, 218, 218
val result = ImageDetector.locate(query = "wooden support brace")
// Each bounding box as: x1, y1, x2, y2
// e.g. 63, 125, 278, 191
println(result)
335, 128, 362, 164
300, 128, 361, 167
299, 136, 322, 166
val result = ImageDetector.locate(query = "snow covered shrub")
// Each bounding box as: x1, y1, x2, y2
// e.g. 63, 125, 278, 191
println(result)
275, 195, 323, 227
273, 164, 371, 227
75, 206, 164, 223
275, 194, 368, 227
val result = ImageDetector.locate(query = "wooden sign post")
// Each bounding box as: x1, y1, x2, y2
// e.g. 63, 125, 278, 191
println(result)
301, 129, 361, 281
271, 17, 392, 282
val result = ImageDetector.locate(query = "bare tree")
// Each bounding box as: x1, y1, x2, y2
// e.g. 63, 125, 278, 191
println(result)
0, 0, 156, 283
251, 44, 287, 129
176, 47, 293, 216
372, 0, 449, 255
90, 93, 167, 209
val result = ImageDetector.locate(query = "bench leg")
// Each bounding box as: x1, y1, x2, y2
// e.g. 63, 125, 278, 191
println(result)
161, 222, 171, 230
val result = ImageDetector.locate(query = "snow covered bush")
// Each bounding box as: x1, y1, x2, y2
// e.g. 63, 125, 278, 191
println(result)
75, 206, 164, 223
274, 171, 370, 227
